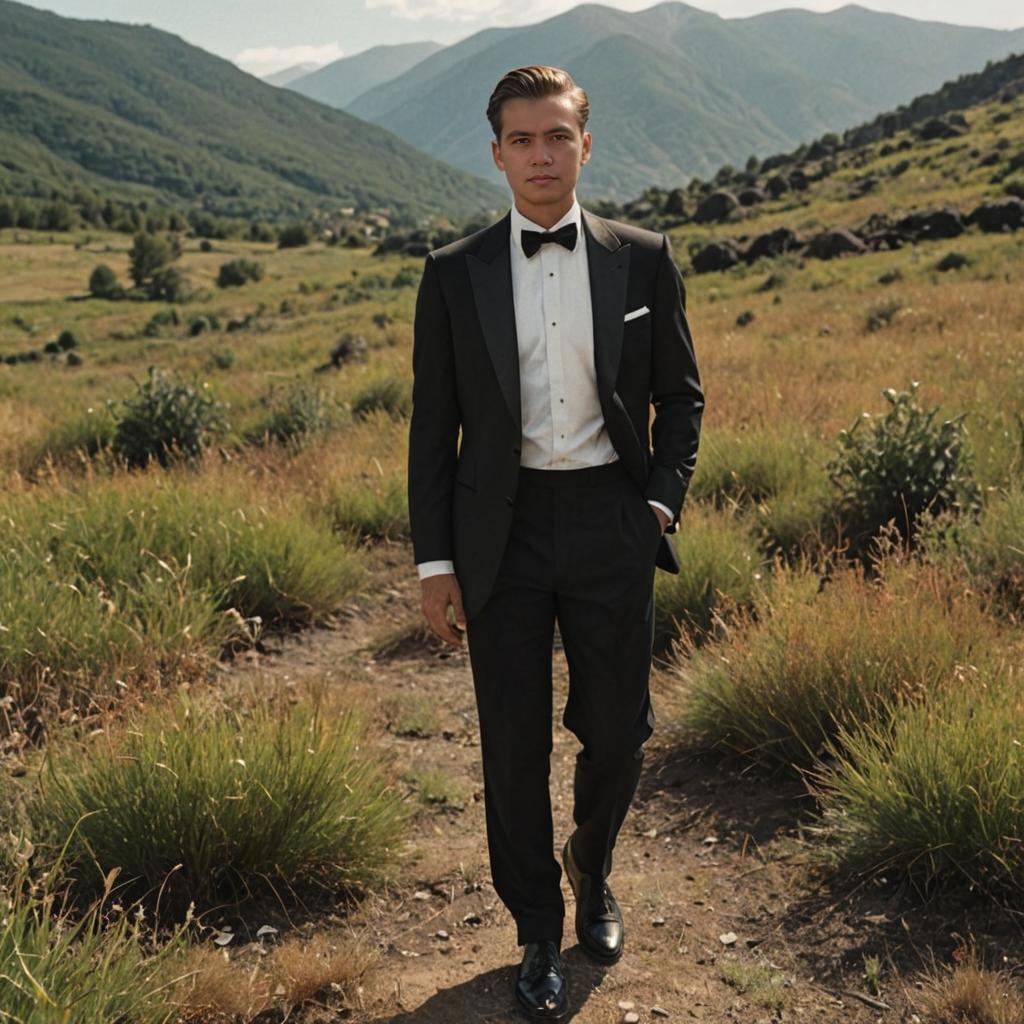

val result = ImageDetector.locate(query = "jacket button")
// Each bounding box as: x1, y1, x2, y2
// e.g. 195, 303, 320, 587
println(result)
513, 446, 521, 455
505, 496, 513, 505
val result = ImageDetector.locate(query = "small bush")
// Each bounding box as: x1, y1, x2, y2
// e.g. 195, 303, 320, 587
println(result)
865, 299, 902, 331
30, 690, 406, 909
936, 251, 971, 272
254, 379, 343, 446
142, 308, 180, 337
828, 383, 981, 551
1, 474, 365, 722
352, 377, 412, 421
147, 265, 189, 302
814, 662, 1024, 893
655, 503, 763, 649
88, 263, 122, 299
217, 258, 264, 288
278, 223, 312, 249
921, 486, 1024, 615
129, 231, 174, 288
0, 860, 187, 1023
109, 366, 228, 468
679, 560, 1001, 771
324, 473, 409, 542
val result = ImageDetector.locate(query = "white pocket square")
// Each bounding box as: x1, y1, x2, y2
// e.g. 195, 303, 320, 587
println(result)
623, 305, 650, 322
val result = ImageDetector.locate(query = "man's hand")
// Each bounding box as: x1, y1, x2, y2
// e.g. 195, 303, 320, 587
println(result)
652, 506, 670, 535
421, 573, 466, 647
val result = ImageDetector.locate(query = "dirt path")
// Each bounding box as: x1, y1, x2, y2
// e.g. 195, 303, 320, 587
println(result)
219, 542, 1022, 1023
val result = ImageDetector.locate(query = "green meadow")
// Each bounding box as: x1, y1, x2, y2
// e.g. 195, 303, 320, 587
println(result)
1, 89, 1023, 1019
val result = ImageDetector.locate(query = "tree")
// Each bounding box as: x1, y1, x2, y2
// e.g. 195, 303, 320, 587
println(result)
129, 232, 173, 288
89, 264, 122, 299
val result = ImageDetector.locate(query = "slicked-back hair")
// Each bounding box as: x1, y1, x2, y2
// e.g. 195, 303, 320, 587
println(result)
486, 65, 589, 141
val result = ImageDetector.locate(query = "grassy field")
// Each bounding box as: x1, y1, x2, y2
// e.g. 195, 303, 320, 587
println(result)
1, 91, 1023, 1019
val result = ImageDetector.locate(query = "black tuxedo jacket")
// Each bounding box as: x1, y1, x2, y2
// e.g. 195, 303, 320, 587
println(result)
408, 206, 704, 622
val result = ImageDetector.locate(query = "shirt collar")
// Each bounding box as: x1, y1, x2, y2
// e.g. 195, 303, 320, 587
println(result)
510, 196, 582, 255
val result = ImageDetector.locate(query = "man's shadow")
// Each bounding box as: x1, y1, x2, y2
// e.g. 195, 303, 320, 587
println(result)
376, 944, 613, 1022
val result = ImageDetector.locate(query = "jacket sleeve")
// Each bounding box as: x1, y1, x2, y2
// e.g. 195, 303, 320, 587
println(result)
407, 252, 460, 564
643, 233, 704, 532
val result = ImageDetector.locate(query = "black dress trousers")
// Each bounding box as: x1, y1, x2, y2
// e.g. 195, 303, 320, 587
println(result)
464, 459, 661, 946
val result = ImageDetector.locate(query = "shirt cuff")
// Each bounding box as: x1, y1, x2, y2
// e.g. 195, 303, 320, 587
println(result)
647, 500, 673, 521
417, 560, 455, 580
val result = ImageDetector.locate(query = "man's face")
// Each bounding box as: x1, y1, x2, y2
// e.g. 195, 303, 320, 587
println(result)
491, 93, 591, 219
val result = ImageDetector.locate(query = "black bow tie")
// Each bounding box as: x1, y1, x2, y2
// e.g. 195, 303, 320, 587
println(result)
521, 222, 578, 258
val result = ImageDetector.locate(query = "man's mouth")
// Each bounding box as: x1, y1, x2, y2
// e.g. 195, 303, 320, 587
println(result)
529, 175, 555, 182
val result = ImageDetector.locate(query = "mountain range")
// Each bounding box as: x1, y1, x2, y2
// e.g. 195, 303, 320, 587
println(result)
0, 0, 504, 223
290, 1, 1024, 200
285, 41, 444, 110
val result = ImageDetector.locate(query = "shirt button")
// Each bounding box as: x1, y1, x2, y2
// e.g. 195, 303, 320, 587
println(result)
549, 272, 554, 277
559, 398, 564, 403
551, 321, 556, 326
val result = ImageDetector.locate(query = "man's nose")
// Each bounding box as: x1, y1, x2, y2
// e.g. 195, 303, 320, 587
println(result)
530, 144, 553, 164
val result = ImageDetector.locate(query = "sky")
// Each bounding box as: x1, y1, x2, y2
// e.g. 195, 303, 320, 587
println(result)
15, 1, 1024, 76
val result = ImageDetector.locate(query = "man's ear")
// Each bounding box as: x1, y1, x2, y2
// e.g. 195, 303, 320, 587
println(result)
580, 131, 592, 166
491, 138, 505, 172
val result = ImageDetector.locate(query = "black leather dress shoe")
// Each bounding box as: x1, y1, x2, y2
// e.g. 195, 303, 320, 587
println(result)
514, 939, 568, 1020
562, 838, 624, 964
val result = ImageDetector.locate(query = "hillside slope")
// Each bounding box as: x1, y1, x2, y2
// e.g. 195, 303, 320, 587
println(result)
344, 1, 1024, 200
0, 0, 504, 223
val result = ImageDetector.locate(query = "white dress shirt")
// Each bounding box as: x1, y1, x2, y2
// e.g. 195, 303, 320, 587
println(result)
417, 196, 670, 580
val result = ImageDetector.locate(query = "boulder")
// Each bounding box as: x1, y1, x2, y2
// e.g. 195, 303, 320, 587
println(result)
896, 206, 964, 241
744, 227, 800, 263
693, 191, 739, 224
807, 229, 867, 260
692, 240, 740, 274
968, 197, 1024, 233
737, 187, 766, 207
916, 117, 966, 141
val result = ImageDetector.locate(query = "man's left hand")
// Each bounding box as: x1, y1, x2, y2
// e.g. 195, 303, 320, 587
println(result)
651, 506, 670, 535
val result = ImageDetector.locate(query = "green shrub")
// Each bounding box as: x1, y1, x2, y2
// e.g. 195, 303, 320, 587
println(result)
32, 406, 117, 465
108, 366, 227, 468
920, 486, 1024, 615
142, 308, 180, 337
352, 377, 412, 421
217, 258, 264, 288
254, 379, 343, 446
88, 263, 122, 299
30, 691, 406, 908
828, 383, 981, 552
655, 503, 763, 649
814, 664, 1024, 892
1, 860, 187, 1023
679, 560, 1001, 770
0, 475, 364, 713
146, 265, 189, 302
128, 231, 174, 288
278, 223, 312, 249
865, 300, 902, 331
324, 473, 409, 542
689, 427, 828, 508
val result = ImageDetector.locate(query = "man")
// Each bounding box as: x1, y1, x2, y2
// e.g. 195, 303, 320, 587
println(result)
408, 65, 703, 1020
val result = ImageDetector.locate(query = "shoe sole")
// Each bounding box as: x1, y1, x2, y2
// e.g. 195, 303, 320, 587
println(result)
562, 840, 624, 965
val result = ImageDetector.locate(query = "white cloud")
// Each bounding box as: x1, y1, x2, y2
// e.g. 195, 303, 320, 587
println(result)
364, 0, 651, 24
365, 0, 503, 21
234, 42, 346, 77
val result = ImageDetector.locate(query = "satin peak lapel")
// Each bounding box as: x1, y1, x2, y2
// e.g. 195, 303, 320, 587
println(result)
466, 213, 521, 432
582, 210, 630, 407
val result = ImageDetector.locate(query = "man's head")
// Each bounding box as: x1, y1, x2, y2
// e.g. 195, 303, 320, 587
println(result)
487, 65, 592, 226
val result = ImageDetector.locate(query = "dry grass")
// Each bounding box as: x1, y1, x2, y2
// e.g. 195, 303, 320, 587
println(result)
912, 941, 1024, 1024
167, 927, 375, 1021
